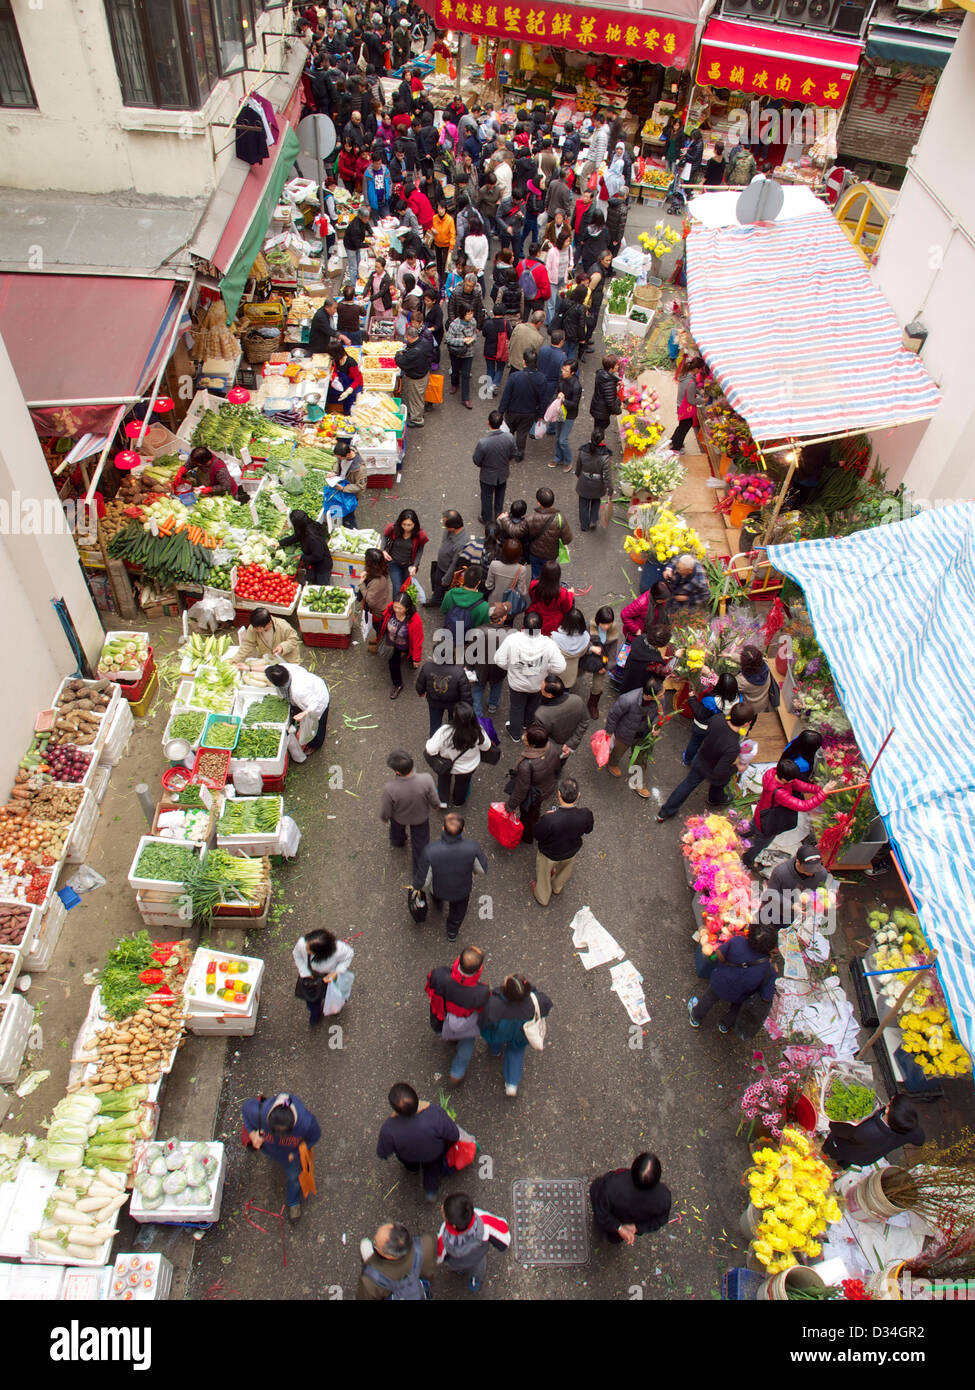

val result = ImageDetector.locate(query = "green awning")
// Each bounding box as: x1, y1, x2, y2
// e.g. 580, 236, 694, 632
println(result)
866, 27, 955, 71
220, 124, 302, 322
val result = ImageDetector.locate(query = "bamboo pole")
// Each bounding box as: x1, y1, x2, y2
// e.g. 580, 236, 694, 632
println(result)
856, 949, 938, 1061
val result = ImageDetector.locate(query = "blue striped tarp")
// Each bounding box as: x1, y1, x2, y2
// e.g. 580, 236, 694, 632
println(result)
769, 503, 975, 1064
685, 207, 942, 442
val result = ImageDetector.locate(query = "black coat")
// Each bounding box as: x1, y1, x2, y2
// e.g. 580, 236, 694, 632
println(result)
446, 285, 485, 328
395, 336, 434, 379
473, 429, 517, 485
500, 369, 544, 418
589, 369, 620, 425
692, 712, 741, 786
414, 661, 472, 709
414, 831, 488, 899
575, 441, 611, 499
482, 314, 509, 359
534, 805, 594, 861
377, 1105, 459, 1164
590, 1170, 672, 1236
823, 1113, 925, 1169
561, 298, 589, 346
559, 373, 583, 420
343, 217, 370, 252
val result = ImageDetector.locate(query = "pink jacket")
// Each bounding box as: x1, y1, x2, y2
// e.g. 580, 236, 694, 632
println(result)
755, 768, 828, 819
621, 592, 667, 641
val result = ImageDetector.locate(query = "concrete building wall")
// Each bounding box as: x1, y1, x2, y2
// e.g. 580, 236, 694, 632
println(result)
0, 335, 104, 795
871, 12, 975, 500
4, 0, 296, 197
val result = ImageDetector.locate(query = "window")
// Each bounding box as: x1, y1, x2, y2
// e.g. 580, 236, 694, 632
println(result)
185, 0, 218, 104
0, 0, 37, 108
105, 0, 261, 107
210, 0, 244, 75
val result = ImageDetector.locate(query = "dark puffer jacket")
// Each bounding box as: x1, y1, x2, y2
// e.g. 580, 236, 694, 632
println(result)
589, 368, 620, 426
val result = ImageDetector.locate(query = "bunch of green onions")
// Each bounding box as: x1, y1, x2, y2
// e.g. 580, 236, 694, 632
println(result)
181, 850, 267, 921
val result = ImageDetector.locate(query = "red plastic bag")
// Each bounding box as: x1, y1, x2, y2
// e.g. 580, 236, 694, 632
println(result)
488, 801, 523, 849
446, 1136, 478, 1170
591, 729, 612, 767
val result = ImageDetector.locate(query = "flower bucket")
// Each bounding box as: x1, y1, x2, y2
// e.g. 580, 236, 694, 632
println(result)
757, 1266, 827, 1302
729, 499, 757, 528
866, 1260, 905, 1301
846, 1166, 912, 1223
740, 1203, 762, 1239
718, 454, 732, 478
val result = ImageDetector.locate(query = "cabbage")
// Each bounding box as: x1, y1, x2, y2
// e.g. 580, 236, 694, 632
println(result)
35, 1142, 86, 1170
184, 1158, 206, 1187
173, 1188, 193, 1206
165, 1148, 185, 1172
145, 1144, 162, 1163
162, 1170, 187, 1195
188, 1184, 211, 1206
47, 1123, 91, 1147
141, 1191, 163, 1210
149, 1156, 168, 1177
141, 1175, 163, 1202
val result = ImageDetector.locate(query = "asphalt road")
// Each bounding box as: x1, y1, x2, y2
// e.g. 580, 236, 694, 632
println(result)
185, 303, 761, 1304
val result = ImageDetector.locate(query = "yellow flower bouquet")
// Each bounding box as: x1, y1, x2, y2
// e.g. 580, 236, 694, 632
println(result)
747, 1127, 842, 1274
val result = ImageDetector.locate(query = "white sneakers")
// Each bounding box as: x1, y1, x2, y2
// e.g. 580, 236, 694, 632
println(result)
504, 1084, 518, 1098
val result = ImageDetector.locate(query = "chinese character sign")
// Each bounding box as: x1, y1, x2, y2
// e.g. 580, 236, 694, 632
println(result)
695, 41, 857, 107
421, 0, 694, 65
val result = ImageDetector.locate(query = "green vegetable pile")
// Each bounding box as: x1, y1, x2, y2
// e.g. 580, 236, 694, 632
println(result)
242, 694, 290, 725
192, 662, 237, 713
108, 522, 216, 586
135, 841, 199, 883
302, 586, 351, 614
291, 469, 332, 518
192, 402, 292, 459
608, 273, 636, 315
202, 718, 239, 749
167, 711, 207, 743
291, 443, 338, 470
253, 490, 290, 538
235, 728, 283, 759
99, 931, 155, 1020
218, 796, 281, 835
172, 782, 206, 808
207, 563, 235, 591
181, 849, 268, 919
824, 1079, 877, 1123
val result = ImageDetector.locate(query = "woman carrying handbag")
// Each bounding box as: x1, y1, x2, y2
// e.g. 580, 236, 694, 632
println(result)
293, 929, 355, 1026
425, 702, 492, 807
479, 974, 553, 1098
668, 356, 705, 454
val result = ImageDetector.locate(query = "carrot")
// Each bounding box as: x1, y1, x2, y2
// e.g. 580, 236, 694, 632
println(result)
187, 525, 200, 545
159, 516, 173, 536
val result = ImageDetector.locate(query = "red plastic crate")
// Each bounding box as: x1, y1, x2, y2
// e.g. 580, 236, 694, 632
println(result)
191, 746, 231, 790
301, 631, 351, 648
366, 473, 396, 489
260, 755, 290, 794
116, 647, 156, 702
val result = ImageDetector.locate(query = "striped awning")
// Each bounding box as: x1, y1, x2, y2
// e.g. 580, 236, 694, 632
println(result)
768, 502, 975, 1066
685, 204, 941, 442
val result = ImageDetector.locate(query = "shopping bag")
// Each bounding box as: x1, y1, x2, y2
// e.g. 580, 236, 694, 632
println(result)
446, 1127, 478, 1170
479, 713, 502, 765
410, 575, 427, 604
425, 372, 444, 404
533, 419, 547, 440
408, 887, 428, 923
322, 970, 354, 1016
598, 495, 613, 528
590, 728, 612, 767
298, 1142, 317, 1198
361, 608, 374, 643
543, 396, 562, 424
557, 538, 570, 565
321, 484, 358, 518
523, 992, 547, 1051
495, 327, 509, 363
488, 801, 523, 849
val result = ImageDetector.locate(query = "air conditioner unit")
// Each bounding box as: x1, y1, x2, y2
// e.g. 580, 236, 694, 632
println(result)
721, 0, 782, 20
780, 0, 834, 28
832, 0, 872, 34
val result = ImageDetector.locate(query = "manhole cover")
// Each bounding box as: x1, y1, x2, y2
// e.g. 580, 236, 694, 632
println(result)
511, 1179, 590, 1266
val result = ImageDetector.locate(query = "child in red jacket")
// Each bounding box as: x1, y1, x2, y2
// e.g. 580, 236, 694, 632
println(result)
742, 758, 834, 868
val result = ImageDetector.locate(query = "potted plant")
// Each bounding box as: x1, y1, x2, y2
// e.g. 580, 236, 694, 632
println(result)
717, 473, 775, 529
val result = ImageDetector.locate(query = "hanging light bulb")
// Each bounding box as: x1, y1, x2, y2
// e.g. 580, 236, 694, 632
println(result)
124, 421, 146, 439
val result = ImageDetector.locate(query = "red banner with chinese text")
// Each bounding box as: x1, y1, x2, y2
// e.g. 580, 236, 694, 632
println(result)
695, 22, 861, 108
420, 0, 694, 67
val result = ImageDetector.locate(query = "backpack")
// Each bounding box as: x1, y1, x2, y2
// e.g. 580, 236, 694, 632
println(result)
518, 264, 538, 299
362, 1239, 429, 1300
501, 565, 528, 616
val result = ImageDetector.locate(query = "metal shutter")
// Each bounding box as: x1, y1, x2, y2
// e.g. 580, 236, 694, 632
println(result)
838, 62, 936, 169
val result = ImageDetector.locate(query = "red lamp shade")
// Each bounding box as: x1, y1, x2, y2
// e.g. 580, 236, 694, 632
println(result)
124, 420, 147, 439
115, 450, 141, 471
153, 395, 175, 412
227, 386, 251, 404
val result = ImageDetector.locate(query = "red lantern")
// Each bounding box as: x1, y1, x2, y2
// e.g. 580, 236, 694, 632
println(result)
115, 450, 141, 470
124, 420, 146, 439
227, 386, 251, 404
153, 395, 175, 412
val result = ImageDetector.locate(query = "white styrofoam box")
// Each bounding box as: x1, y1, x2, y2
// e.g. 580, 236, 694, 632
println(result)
0, 993, 33, 1082
228, 727, 287, 779
99, 697, 135, 767
603, 309, 633, 338
359, 442, 401, 474
135, 889, 193, 930
128, 836, 205, 894
233, 688, 290, 726
106, 1253, 173, 1299
0, 943, 23, 1001
329, 560, 366, 591
175, 389, 227, 447
25, 893, 67, 972
162, 706, 210, 752
189, 663, 239, 714
185, 985, 259, 1036
0, 899, 39, 955
215, 795, 283, 851
60, 1266, 114, 1300
0, 1159, 59, 1258
0, 1261, 66, 1299
296, 585, 355, 635
63, 787, 100, 864
98, 630, 151, 682
624, 312, 651, 339
130, 1142, 225, 1225
51, 676, 121, 749
91, 764, 111, 804
184, 947, 263, 1015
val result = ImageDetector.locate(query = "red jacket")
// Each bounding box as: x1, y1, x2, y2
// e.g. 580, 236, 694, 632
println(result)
527, 583, 573, 637
621, 592, 668, 641
755, 768, 828, 820
338, 147, 360, 185
408, 189, 435, 231
383, 524, 429, 565
379, 604, 424, 663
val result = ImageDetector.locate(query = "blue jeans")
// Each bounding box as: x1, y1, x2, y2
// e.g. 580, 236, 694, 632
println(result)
554, 417, 574, 465
450, 1034, 477, 1080
683, 725, 706, 766
472, 678, 503, 715
564, 341, 579, 363
285, 1158, 303, 1206
345, 249, 360, 286
389, 561, 410, 594
371, 200, 389, 224
487, 359, 505, 388
545, 285, 559, 326
530, 555, 545, 581
489, 1040, 527, 1087
428, 703, 446, 738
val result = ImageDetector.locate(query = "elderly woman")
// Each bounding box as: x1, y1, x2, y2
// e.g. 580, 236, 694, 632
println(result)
661, 553, 709, 615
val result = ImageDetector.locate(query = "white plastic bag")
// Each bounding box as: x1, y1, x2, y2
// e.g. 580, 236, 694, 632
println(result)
322, 970, 354, 1016
411, 576, 427, 605
532, 419, 547, 440
361, 609, 374, 642
287, 729, 309, 763
232, 765, 263, 795
188, 591, 235, 631
276, 815, 302, 859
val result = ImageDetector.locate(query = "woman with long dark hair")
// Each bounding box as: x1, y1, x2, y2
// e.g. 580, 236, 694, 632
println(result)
527, 560, 573, 636
293, 928, 355, 1025
669, 356, 705, 455
279, 509, 333, 585
382, 508, 429, 594
424, 700, 492, 807
357, 547, 392, 653
377, 591, 424, 698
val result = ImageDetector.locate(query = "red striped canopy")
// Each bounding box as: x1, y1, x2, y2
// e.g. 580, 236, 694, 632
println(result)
685, 206, 941, 442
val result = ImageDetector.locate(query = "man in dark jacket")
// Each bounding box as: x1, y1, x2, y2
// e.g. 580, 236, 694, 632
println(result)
473, 410, 517, 524
657, 705, 752, 820
590, 1153, 672, 1245
561, 123, 581, 165
343, 108, 369, 150
499, 351, 546, 462
377, 1083, 460, 1200
430, 510, 469, 604
357, 1222, 436, 1300
544, 167, 574, 223
532, 776, 593, 905
415, 650, 473, 739
575, 429, 612, 531
526, 485, 573, 578
537, 332, 567, 417
380, 749, 441, 877
534, 677, 590, 757
395, 324, 433, 427
413, 813, 488, 940
823, 1094, 925, 1169
426, 946, 491, 1084
242, 1092, 321, 1223
343, 206, 372, 286
307, 298, 350, 356
505, 724, 563, 845
604, 679, 660, 796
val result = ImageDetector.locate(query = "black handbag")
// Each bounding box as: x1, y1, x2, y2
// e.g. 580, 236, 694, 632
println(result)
580, 650, 606, 675
425, 747, 460, 777
294, 975, 325, 1003
480, 741, 501, 766
408, 887, 428, 923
